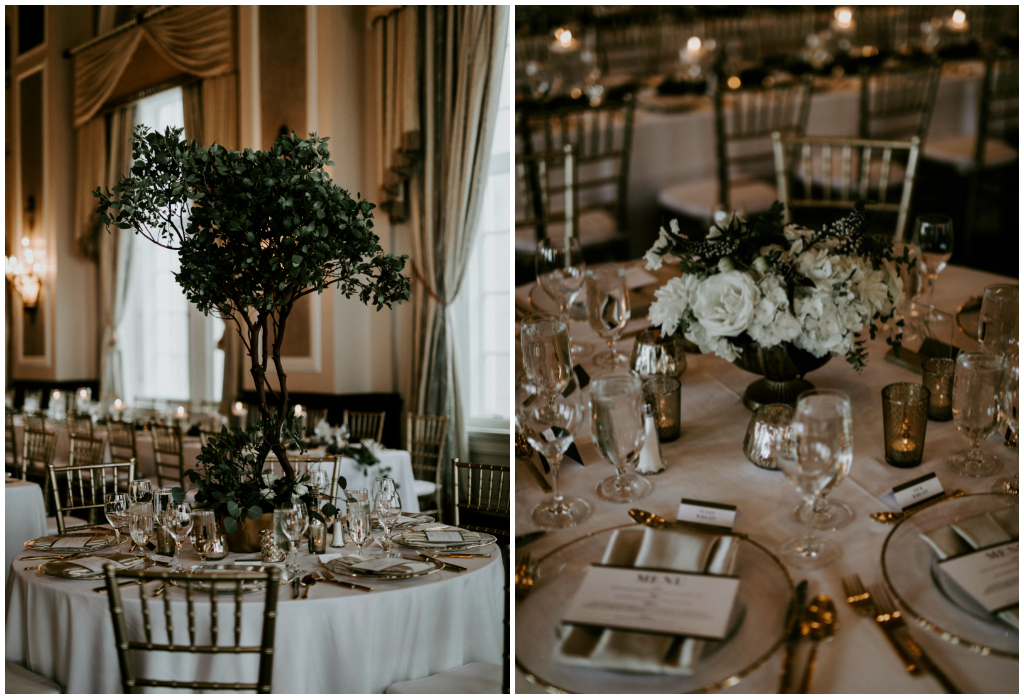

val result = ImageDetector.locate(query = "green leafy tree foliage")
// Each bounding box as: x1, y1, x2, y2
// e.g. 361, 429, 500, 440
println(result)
95, 127, 410, 495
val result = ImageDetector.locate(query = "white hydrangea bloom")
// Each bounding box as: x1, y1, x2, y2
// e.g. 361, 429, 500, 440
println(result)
748, 274, 801, 347
795, 247, 836, 290
644, 226, 675, 270
648, 274, 701, 337
685, 322, 741, 362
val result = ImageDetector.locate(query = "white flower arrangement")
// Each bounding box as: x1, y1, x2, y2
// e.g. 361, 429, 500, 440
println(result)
645, 203, 912, 370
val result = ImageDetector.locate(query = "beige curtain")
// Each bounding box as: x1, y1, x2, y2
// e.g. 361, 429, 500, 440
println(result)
382, 6, 507, 518
74, 117, 106, 259
98, 107, 137, 402
73, 5, 236, 127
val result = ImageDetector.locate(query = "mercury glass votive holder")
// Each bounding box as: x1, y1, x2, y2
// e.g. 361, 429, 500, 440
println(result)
921, 357, 955, 421
882, 383, 930, 468
642, 376, 682, 442
743, 403, 794, 471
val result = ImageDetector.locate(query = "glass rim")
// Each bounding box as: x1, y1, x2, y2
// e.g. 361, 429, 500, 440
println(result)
922, 357, 955, 374
642, 375, 681, 392
520, 312, 568, 331
881, 382, 931, 405
590, 371, 643, 399
955, 351, 1007, 370
795, 388, 851, 408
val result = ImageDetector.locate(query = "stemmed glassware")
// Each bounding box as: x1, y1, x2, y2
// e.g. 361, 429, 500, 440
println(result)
979, 284, 1019, 358
910, 214, 954, 311
792, 389, 855, 530
346, 489, 371, 554
776, 393, 849, 569
536, 237, 590, 357
104, 493, 129, 554
128, 502, 154, 558
274, 503, 308, 574
586, 266, 631, 367
159, 502, 193, 572
950, 352, 1007, 477
591, 372, 652, 503
374, 479, 402, 556
521, 314, 574, 409
129, 479, 152, 505
993, 363, 1019, 495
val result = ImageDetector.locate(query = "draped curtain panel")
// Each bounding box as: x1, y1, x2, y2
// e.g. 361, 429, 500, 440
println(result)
74, 117, 106, 259
98, 107, 137, 403
72, 5, 236, 128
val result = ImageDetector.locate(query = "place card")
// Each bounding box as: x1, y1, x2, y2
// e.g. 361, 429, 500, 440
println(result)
318, 553, 344, 564
881, 472, 944, 511
425, 531, 465, 543
676, 498, 737, 530
71, 556, 126, 574
562, 565, 741, 640
150, 554, 174, 565
51, 536, 95, 549
349, 557, 410, 573
938, 540, 1018, 613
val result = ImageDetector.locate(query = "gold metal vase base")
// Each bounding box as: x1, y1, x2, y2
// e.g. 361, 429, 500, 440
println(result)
732, 342, 831, 412
222, 512, 274, 553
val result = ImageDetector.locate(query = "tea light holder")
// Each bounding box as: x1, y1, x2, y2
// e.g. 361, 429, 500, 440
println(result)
743, 403, 795, 471
882, 383, 930, 468
630, 328, 687, 379
642, 376, 682, 442
921, 357, 955, 421
259, 529, 286, 563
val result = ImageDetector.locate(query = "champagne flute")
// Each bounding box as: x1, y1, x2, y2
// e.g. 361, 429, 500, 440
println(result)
516, 374, 591, 528
591, 372, 652, 503
950, 352, 1006, 477
793, 389, 854, 531
911, 214, 954, 308
992, 363, 1019, 495
775, 404, 843, 569
346, 489, 370, 554
586, 266, 631, 367
521, 314, 574, 410
104, 493, 129, 554
374, 486, 402, 556
127, 502, 154, 558
535, 237, 591, 357
275, 503, 308, 573
159, 503, 193, 572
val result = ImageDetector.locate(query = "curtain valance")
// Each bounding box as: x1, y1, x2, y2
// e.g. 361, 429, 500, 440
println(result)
73, 5, 235, 127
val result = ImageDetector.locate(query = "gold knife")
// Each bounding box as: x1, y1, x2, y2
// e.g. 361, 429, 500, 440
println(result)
779, 580, 808, 693
870, 490, 965, 525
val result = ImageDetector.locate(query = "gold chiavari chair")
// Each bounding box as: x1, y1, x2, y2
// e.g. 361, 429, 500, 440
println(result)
343, 410, 386, 443
66, 411, 94, 439
264, 454, 341, 502
107, 419, 139, 464
304, 408, 329, 437
772, 133, 921, 240
103, 565, 280, 693
451, 459, 510, 539
151, 423, 185, 488
47, 460, 136, 535
24, 411, 47, 432
70, 435, 106, 467
23, 428, 57, 513
514, 145, 579, 257
406, 414, 448, 518
5, 411, 20, 475
859, 62, 941, 144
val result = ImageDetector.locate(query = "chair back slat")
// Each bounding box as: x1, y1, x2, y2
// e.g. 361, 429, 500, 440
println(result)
48, 459, 135, 534
25, 412, 47, 432
23, 428, 57, 481
451, 459, 510, 538
107, 419, 139, 463
151, 424, 185, 488
860, 63, 941, 142
70, 435, 106, 467
405, 414, 449, 517
514, 145, 579, 242
66, 411, 94, 439
343, 410, 386, 443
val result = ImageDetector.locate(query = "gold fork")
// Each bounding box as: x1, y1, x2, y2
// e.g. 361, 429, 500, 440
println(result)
514, 552, 534, 601
842, 574, 923, 676
870, 584, 962, 694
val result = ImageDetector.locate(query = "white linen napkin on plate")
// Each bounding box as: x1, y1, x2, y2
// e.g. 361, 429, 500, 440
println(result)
554, 527, 740, 675
62, 553, 147, 578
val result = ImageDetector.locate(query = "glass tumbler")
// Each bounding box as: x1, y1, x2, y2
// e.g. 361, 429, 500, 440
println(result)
881, 383, 930, 468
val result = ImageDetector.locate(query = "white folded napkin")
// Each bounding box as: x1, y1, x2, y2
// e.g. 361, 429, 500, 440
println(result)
555, 527, 740, 675
62, 553, 146, 578
31, 534, 112, 551
401, 529, 483, 545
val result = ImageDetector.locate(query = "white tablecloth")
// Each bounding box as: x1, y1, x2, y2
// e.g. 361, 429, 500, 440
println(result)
515, 264, 1018, 693
5, 481, 48, 584
7, 536, 502, 693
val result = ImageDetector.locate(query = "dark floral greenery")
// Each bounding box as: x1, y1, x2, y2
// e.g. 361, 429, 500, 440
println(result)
94, 126, 410, 491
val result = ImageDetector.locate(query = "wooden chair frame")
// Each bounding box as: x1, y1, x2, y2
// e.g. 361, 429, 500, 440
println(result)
151, 423, 185, 488
69, 435, 107, 467
103, 565, 280, 693
406, 414, 449, 518
515, 144, 579, 248
772, 132, 921, 240
451, 459, 510, 538
24, 412, 48, 432
47, 459, 136, 535
23, 428, 57, 512
343, 410, 385, 444
859, 62, 941, 142
66, 411, 94, 439
107, 419, 139, 464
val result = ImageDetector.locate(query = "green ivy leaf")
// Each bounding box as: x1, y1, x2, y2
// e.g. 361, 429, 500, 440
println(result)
223, 516, 239, 534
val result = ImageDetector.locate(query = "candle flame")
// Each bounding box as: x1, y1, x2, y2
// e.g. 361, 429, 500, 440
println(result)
952, 9, 966, 25
176, 406, 186, 415
835, 7, 853, 25
556, 28, 572, 47
727, 76, 742, 90
686, 36, 702, 53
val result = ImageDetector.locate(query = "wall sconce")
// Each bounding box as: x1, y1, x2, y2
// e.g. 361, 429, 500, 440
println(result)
7, 196, 44, 310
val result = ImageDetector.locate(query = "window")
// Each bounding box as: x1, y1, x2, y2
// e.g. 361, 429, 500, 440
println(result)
454, 30, 511, 431
119, 87, 224, 406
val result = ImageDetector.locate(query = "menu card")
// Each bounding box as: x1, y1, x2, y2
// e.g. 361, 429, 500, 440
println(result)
562, 564, 740, 640
51, 536, 94, 549
425, 531, 465, 543
349, 557, 409, 573
938, 540, 1018, 613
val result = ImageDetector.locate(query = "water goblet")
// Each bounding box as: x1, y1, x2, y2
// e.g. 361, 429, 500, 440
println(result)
535, 236, 591, 357
159, 503, 193, 572
275, 503, 308, 573
591, 372, 652, 503
374, 488, 403, 556
104, 493, 129, 554
516, 374, 590, 528
129, 479, 153, 505
992, 363, 1019, 495
586, 266, 631, 367
127, 502, 154, 557
950, 352, 1006, 477
346, 489, 371, 554
521, 313, 574, 409
792, 389, 855, 531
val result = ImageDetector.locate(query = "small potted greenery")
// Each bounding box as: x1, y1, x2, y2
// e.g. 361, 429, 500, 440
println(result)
96, 127, 410, 549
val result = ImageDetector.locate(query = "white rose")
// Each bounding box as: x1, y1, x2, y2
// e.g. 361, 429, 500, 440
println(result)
691, 271, 759, 337
648, 275, 701, 337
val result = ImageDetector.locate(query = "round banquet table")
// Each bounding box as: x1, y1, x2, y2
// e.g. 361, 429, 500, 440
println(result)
5, 480, 48, 584
515, 264, 1018, 693
7, 535, 502, 693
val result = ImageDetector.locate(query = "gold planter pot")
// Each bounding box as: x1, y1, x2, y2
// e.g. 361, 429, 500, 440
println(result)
222, 512, 274, 553
732, 342, 831, 411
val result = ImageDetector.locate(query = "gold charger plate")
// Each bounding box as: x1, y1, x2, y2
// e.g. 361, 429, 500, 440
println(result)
185, 563, 269, 593
325, 553, 444, 580
397, 529, 497, 552
24, 532, 117, 552
371, 512, 435, 530
39, 553, 154, 580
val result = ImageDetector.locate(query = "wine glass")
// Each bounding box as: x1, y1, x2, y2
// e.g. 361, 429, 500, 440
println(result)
792, 389, 855, 531
104, 493, 129, 554
346, 489, 371, 554
127, 502, 154, 558
911, 214, 954, 306
586, 266, 631, 367
535, 237, 591, 357
308, 468, 330, 507
275, 503, 308, 573
190, 510, 217, 565
374, 485, 402, 556
775, 404, 843, 569
517, 373, 591, 529
950, 352, 1006, 477
992, 363, 1019, 495
521, 314, 574, 409
979, 284, 1019, 357
159, 502, 193, 572
129, 479, 153, 505
591, 372, 652, 503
